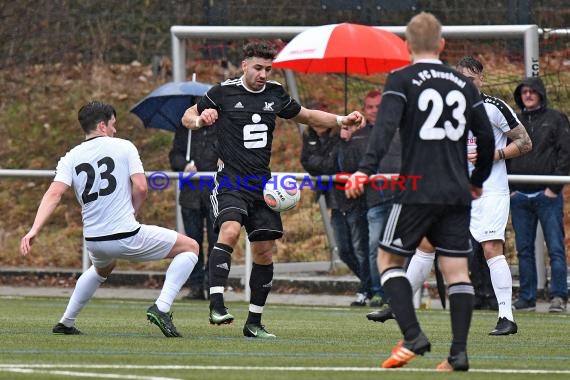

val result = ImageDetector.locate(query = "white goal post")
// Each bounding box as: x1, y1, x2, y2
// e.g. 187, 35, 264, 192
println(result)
169, 24, 544, 300
170, 24, 541, 84
170, 24, 541, 298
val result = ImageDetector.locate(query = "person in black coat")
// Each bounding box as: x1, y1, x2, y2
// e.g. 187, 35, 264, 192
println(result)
169, 123, 219, 300
508, 76, 570, 313
301, 102, 371, 307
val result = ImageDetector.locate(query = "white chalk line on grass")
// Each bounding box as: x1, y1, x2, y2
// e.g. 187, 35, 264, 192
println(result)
0, 367, 180, 380
1, 364, 570, 375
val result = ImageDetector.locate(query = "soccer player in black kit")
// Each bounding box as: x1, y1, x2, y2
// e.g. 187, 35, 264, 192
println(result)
182, 41, 364, 338
346, 12, 495, 370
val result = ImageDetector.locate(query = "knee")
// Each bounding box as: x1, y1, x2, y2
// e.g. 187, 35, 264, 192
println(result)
95, 261, 115, 278
187, 238, 200, 254
218, 221, 241, 246
253, 251, 273, 265
482, 241, 503, 260
252, 242, 275, 265
179, 235, 199, 254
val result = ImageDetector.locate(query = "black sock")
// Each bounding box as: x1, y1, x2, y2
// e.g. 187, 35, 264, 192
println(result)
246, 263, 274, 325
448, 282, 474, 355
208, 243, 233, 310
382, 267, 421, 341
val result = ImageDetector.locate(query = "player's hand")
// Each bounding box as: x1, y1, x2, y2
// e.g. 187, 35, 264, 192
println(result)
342, 111, 365, 132
198, 108, 218, 127
470, 185, 482, 200
184, 160, 197, 173
345, 171, 367, 199
467, 148, 477, 164
20, 231, 37, 256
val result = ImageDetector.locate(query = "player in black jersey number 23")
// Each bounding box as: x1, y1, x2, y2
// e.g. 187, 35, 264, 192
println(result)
346, 12, 495, 371
182, 41, 365, 338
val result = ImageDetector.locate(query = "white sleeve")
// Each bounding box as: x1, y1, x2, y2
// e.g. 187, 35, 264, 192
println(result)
53, 152, 73, 186
126, 141, 145, 175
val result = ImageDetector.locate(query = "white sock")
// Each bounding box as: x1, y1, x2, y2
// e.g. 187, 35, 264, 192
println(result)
60, 265, 106, 327
487, 255, 514, 321
156, 252, 198, 312
406, 248, 435, 293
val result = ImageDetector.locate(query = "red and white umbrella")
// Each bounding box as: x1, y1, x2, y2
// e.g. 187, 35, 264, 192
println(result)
273, 23, 410, 111
274, 23, 409, 74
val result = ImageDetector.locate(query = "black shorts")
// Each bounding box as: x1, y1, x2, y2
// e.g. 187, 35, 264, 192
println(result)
379, 203, 472, 257
210, 187, 283, 242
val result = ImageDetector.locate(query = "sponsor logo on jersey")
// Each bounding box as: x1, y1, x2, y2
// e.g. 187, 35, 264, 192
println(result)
263, 101, 274, 111
234, 102, 244, 108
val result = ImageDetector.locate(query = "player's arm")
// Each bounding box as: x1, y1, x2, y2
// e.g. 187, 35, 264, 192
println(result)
20, 181, 69, 256
181, 104, 219, 130
131, 173, 148, 217
470, 103, 495, 190
292, 107, 365, 133
501, 124, 532, 160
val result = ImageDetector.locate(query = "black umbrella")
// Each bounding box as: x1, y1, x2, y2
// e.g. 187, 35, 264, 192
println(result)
130, 80, 212, 132
131, 79, 212, 160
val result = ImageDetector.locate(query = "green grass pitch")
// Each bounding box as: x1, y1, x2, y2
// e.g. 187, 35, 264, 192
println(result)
1, 295, 569, 379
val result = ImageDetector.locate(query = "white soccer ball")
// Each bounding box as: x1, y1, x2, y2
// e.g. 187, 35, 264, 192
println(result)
263, 177, 301, 212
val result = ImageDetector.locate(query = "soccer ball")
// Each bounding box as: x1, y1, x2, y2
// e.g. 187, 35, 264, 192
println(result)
263, 177, 301, 212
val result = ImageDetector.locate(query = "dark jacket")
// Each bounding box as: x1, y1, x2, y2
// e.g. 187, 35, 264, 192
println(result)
301, 127, 367, 212
300, 127, 340, 209
169, 125, 218, 208
357, 123, 402, 208
335, 126, 369, 212
508, 77, 570, 194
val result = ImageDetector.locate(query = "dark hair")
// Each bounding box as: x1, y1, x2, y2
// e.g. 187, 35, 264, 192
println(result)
243, 41, 277, 60
77, 101, 116, 134
456, 56, 484, 75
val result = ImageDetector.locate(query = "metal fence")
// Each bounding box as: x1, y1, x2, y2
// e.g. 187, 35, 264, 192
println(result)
3, 168, 569, 299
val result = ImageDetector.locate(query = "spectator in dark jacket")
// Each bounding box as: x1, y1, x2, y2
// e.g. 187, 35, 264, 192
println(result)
300, 125, 340, 209
508, 76, 570, 313
357, 90, 402, 308
300, 103, 370, 306
169, 124, 219, 300
336, 117, 372, 306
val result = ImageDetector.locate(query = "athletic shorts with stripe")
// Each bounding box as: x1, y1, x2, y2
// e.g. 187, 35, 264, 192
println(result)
210, 183, 283, 242
380, 203, 472, 257
86, 224, 177, 268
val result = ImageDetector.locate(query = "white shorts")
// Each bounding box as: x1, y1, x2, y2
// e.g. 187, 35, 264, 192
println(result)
86, 224, 178, 268
469, 193, 509, 243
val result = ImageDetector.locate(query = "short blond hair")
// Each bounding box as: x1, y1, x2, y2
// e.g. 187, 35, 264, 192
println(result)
405, 12, 442, 55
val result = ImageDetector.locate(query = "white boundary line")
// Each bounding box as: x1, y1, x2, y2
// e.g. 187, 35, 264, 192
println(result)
1, 364, 570, 374
0, 367, 180, 380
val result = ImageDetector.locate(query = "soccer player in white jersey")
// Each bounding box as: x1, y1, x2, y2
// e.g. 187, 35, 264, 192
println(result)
459, 56, 532, 334
20, 101, 200, 338
366, 57, 532, 337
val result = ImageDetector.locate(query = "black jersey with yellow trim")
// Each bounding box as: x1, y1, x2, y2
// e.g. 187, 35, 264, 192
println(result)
197, 77, 301, 178
359, 61, 494, 206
